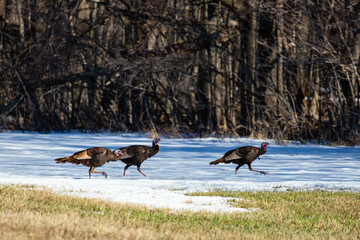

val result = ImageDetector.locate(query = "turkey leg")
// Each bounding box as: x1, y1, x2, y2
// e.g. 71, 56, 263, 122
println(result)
235, 163, 244, 175
123, 164, 131, 176
247, 164, 268, 175
137, 166, 147, 177
89, 167, 108, 179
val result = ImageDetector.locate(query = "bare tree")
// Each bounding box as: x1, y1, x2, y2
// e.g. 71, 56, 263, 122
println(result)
0, 0, 359, 144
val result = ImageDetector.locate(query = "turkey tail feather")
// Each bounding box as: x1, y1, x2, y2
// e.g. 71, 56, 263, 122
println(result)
54, 157, 70, 163
54, 149, 92, 165
209, 157, 225, 165
54, 156, 84, 165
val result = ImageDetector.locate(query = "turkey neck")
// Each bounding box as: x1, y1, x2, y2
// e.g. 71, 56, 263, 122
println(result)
151, 142, 160, 156
259, 146, 267, 155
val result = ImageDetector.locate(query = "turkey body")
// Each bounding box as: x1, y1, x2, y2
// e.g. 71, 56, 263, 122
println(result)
54, 147, 123, 179
116, 138, 160, 177
210, 142, 269, 175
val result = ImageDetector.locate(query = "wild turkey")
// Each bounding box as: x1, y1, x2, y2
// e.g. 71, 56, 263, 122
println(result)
209, 142, 269, 175
116, 138, 160, 177
54, 147, 123, 179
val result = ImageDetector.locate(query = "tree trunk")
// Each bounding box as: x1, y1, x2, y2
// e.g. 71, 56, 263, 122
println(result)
247, 0, 259, 136
276, 0, 284, 116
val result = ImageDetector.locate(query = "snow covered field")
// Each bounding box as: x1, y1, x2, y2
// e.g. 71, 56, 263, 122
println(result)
0, 132, 359, 213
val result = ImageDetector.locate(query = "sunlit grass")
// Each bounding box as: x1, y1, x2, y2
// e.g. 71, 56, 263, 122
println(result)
187, 189, 360, 238
0, 184, 359, 239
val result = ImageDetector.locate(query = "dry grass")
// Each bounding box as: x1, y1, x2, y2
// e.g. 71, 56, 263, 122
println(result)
0, 184, 359, 240
188, 189, 360, 239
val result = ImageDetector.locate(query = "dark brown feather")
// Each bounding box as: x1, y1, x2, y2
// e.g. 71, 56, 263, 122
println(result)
210, 142, 269, 175
116, 138, 160, 177
54, 147, 122, 178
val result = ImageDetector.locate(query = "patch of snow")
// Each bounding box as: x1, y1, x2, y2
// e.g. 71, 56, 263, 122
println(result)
0, 132, 359, 213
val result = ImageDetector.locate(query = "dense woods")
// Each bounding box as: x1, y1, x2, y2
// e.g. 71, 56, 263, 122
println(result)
0, 0, 359, 144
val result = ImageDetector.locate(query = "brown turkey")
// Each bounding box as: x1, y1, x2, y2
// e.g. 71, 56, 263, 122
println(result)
116, 138, 160, 177
54, 147, 123, 179
209, 142, 269, 175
